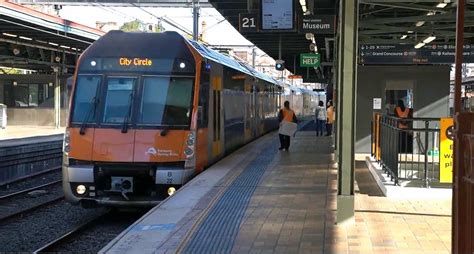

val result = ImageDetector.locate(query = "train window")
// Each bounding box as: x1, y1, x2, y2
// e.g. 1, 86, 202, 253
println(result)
138, 77, 194, 126
102, 77, 136, 124
71, 75, 101, 123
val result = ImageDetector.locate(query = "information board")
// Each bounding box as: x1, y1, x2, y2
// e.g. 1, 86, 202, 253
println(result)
261, 0, 293, 30
359, 44, 474, 64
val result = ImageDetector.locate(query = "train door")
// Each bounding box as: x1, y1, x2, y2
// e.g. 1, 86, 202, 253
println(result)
211, 75, 224, 159
195, 62, 210, 172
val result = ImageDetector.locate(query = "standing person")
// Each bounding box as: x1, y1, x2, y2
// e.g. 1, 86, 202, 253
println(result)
278, 101, 297, 151
326, 100, 334, 136
315, 101, 326, 136
394, 99, 412, 153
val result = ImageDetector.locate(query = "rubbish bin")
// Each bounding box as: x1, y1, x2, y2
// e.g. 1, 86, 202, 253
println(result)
0, 104, 6, 129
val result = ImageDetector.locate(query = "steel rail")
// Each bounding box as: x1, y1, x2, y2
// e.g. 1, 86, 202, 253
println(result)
0, 180, 62, 200
33, 211, 111, 253
0, 197, 64, 223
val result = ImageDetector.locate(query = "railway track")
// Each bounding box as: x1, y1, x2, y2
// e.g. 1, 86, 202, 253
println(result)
0, 180, 62, 200
33, 211, 111, 253
33, 209, 146, 253
0, 179, 64, 222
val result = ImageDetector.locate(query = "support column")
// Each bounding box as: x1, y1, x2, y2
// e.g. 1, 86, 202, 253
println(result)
336, 0, 358, 225
53, 67, 61, 128
192, 0, 199, 41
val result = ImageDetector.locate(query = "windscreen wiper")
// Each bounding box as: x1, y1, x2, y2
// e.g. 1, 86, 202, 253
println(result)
79, 96, 98, 135
121, 92, 134, 133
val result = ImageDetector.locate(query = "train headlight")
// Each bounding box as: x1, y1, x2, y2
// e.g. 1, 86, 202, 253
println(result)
184, 147, 194, 157
63, 130, 71, 154
76, 184, 86, 195
184, 131, 196, 158
167, 187, 176, 196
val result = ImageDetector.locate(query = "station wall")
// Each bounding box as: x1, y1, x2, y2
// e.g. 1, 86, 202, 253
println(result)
355, 65, 450, 153
0, 74, 70, 126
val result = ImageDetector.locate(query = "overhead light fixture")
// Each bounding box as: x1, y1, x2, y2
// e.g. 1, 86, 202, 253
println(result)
423, 34, 436, 44
426, 11, 436, 16
2, 32, 17, 37
415, 42, 425, 49
19, 36, 32, 41
407, 30, 414, 34
48, 42, 59, 46
302, 5, 307, 13
299, 0, 306, 6
416, 21, 425, 27
400, 35, 408, 40
436, 3, 448, 8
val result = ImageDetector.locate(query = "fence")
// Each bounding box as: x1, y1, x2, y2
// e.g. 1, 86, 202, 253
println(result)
371, 113, 443, 187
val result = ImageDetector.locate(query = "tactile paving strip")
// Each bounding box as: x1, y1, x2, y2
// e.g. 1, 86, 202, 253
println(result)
182, 143, 276, 254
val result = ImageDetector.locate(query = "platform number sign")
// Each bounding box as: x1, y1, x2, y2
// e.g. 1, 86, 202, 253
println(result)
239, 13, 258, 33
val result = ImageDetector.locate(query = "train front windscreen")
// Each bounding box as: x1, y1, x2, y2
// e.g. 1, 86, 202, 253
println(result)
71, 57, 195, 129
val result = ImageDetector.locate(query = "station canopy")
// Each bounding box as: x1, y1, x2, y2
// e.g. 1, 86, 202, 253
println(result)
0, 0, 105, 73
208, 0, 474, 83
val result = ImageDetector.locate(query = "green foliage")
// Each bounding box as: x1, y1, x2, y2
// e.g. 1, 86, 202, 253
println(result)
120, 20, 142, 32
120, 19, 165, 32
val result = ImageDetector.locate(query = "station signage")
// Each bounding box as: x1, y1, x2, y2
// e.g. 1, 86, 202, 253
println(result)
239, 13, 258, 33
359, 44, 474, 64
299, 15, 335, 34
300, 53, 321, 68
260, 0, 294, 31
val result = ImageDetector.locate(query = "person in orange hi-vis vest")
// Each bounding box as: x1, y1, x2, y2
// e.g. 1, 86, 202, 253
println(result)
326, 100, 335, 136
394, 99, 412, 153
278, 101, 298, 151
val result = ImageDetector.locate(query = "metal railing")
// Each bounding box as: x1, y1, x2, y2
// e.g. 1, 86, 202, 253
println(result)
372, 113, 441, 187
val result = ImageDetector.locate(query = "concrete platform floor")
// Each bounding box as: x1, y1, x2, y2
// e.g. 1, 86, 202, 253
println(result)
0, 126, 64, 140
102, 131, 452, 254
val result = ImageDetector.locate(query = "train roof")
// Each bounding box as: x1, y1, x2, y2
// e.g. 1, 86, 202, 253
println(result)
80, 30, 193, 60
186, 38, 278, 85
81, 30, 278, 85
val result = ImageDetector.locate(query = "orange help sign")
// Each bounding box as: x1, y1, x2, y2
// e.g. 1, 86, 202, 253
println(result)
440, 118, 454, 183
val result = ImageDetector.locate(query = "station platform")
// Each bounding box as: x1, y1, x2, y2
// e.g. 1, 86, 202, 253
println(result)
101, 128, 452, 254
0, 126, 64, 146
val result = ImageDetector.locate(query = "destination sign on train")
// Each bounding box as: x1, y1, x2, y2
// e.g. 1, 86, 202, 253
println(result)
81, 58, 194, 73
119, 57, 153, 66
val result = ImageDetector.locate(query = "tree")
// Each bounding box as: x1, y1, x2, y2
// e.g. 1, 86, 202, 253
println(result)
120, 19, 165, 32
120, 20, 142, 32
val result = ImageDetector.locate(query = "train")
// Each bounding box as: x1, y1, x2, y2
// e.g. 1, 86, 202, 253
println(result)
62, 31, 314, 207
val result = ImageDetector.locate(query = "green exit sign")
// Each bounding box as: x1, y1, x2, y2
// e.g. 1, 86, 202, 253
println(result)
300, 53, 320, 67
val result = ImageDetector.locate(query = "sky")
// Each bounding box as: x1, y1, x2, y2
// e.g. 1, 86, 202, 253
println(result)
59, 6, 253, 47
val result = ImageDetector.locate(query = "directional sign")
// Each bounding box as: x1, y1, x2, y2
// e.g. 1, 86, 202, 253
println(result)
359, 44, 474, 64
300, 53, 320, 67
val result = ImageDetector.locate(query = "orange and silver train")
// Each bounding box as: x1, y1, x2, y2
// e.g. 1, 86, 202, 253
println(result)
63, 31, 307, 207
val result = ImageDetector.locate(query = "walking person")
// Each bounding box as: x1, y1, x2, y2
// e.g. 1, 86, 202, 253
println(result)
326, 100, 334, 136
278, 101, 298, 151
315, 101, 326, 136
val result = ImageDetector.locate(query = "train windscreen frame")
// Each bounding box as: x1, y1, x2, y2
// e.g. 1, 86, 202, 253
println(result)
70, 74, 195, 129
